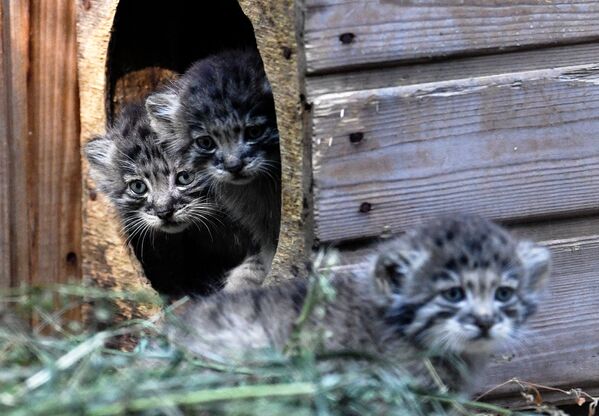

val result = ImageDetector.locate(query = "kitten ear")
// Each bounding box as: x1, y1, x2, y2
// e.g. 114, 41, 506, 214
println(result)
517, 241, 551, 292
85, 135, 114, 171
84, 135, 115, 188
145, 91, 179, 139
372, 241, 429, 295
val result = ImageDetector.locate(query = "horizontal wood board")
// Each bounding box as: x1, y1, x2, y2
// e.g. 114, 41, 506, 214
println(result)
324, 216, 599, 401
302, 0, 599, 73
306, 42, 599, 96
311, 59, 599, 243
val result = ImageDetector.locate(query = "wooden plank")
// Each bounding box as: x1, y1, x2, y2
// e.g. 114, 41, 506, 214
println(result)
306, 42, 599, 97
302, 0, 599, 74
1, 0, 32, 288
28, 0, 82, 286
0, 0, 10, 288
325, 216, 599, 402
312, 62, 599, 243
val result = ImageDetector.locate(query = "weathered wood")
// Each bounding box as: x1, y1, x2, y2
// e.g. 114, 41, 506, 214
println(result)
311, 62, 599, 243
28, 0, 82, 286
302, 0, 599, 73
238, 0, 310, 282
0, 0, 11, 288
0, 0, 31, 289
325, 216, 599, 402
307, 42, 599, 97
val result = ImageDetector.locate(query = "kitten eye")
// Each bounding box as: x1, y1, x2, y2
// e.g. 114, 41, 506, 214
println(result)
441, 287, 465, 303
495, 287, 515, 302
246, 125, 265, 141
176, 171, 194, 186
129, 180, 147, 195
195, 135, 216, 152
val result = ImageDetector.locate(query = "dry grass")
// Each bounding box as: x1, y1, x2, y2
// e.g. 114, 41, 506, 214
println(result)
0, 281, 581, 416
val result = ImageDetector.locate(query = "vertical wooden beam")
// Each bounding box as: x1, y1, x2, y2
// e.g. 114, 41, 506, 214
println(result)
0, 0, 11, 288
0, 0, 82, 289
1, 0, 32, 289
27, 0, 81, 286
237, 0, 310, 282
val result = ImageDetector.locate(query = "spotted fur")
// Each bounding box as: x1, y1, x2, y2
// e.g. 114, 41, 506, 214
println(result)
169, 215, 551, 395
85, 103, 253, 297
146, 49, 280, 290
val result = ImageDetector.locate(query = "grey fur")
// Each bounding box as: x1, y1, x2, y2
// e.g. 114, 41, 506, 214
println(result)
84, 103, 253, 297
168, 215, 551, 395
146, 50, 280, 289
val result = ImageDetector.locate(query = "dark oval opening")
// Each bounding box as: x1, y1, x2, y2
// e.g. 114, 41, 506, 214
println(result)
105, 0, 281, 297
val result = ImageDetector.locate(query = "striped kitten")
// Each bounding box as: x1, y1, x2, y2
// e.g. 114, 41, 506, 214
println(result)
85, 103, 253, 297
145, 49, 280, 290
169, 215, 551, 395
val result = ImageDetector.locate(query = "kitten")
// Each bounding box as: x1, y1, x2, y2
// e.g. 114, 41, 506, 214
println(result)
85, 103, 253, 297
145, 49, 280, 290
168, 215, 551, 395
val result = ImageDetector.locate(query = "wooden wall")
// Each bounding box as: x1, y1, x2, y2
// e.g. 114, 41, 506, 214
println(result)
300, 0, 599, 403
0, 0, 81, 290
3, 0, 599, 404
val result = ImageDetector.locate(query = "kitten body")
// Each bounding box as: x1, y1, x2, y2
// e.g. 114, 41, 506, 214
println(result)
146, 50, 280, 289
85, 103, 253, 297
169, 215, 551, 395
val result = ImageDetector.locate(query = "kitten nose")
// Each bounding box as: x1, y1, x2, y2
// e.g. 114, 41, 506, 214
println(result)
223, 156, 243, 174
156, 207, 174, 220
474, 315, 495, 334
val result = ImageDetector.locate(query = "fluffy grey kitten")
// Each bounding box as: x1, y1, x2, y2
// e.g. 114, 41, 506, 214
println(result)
85, 103, 253, 297
168, 215, 551, 395
145, 50, 280, 290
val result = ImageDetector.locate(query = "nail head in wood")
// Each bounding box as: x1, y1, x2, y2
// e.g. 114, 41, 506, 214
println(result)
359, 202, 372, 213
339, 32, 356, 44
349, 132, 364, 144
66, 252, 78, 266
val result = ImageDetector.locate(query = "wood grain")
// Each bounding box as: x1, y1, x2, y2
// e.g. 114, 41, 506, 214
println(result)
0, 0, 11, 288
28, 0, 81, 286
0, 0, 31, 289
307, 42, 599, 97
302, 0, 599, 73
311, 62, 599, 243
324, 216, 599, 402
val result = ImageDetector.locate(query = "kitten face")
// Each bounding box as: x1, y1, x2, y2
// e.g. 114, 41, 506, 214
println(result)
375, 216, 551, 355
85, 104, 216, 236
146, 50, 280, 187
